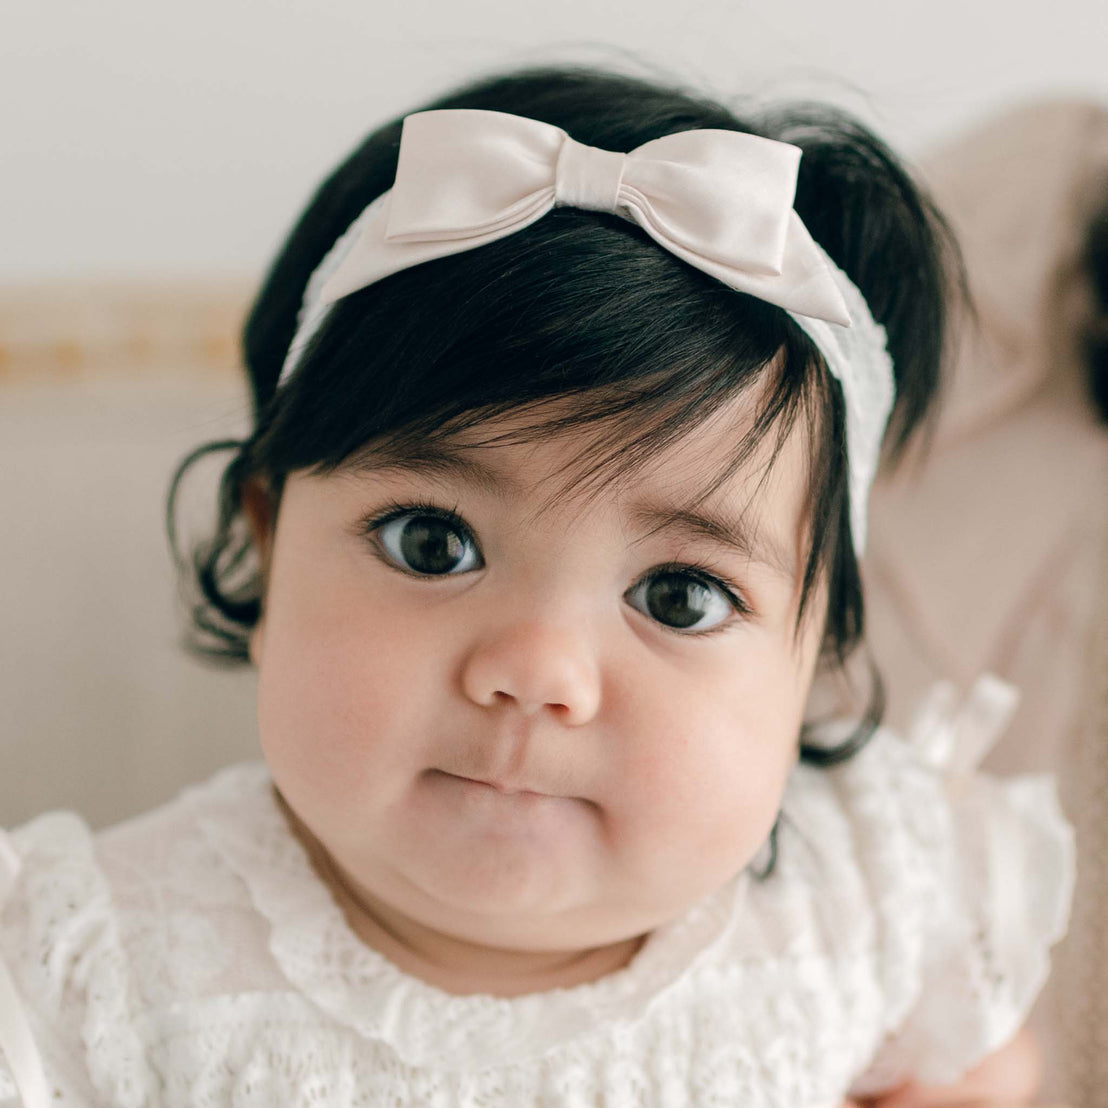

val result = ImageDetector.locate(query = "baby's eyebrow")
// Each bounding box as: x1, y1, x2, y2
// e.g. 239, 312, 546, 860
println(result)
339, 442, 521, 498
629, 502, 797, 584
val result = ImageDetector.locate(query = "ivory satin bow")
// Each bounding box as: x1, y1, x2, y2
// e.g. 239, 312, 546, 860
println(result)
317, 108, 853, 326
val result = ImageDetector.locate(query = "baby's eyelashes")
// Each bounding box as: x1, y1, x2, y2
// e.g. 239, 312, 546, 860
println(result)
372, 506, 482, 577
360, 501, 750, 636
624, 566, 745, 635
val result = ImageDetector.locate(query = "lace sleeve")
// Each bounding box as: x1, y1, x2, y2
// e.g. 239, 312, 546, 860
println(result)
849, 705, 1074, 1096
0, 981, 33, 1107
0, 830, 47, 1108
0, 815, 155, 1108
0, 1047, 18, 1105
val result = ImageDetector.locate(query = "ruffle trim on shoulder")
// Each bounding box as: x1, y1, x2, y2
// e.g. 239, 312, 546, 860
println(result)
4, 813, 156, 1107
849, 763, 1074, 1095
767, 723, 1073, 1096
766, 727, 945, 1030
197, 765, 746, 1071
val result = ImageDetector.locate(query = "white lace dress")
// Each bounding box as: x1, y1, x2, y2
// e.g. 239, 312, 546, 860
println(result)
0, 716, 1072, 1108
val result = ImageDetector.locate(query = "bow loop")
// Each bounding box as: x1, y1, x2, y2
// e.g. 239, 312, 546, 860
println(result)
623, 129, 800, 275
385, 109, 561, 241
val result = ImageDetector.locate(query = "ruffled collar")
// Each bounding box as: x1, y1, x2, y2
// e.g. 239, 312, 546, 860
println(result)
196, 764, 747, 1070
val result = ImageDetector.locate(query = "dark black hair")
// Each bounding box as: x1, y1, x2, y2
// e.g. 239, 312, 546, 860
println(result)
1084, 198, 1108, 422
168, 63, 962, 767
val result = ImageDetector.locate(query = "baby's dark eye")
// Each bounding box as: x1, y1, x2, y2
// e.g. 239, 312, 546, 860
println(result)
626, 569, 737, 632
376, 512, 481, 576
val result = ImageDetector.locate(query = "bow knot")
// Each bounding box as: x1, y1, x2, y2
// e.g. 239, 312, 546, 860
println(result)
554, 137, 626, 213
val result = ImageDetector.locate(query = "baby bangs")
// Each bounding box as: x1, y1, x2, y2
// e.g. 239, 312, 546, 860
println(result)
168, 64, 962, 766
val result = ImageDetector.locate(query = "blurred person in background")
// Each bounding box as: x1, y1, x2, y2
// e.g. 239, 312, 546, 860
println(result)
864, 99, 1108, 1107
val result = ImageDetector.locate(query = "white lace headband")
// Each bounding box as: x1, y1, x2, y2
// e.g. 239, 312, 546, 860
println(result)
278, 108, 894, 552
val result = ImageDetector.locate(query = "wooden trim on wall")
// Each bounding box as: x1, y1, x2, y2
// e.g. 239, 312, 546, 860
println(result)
0, 279, 255, 381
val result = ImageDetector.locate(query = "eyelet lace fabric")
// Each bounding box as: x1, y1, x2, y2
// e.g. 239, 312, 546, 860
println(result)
0, 726, 1072, 1108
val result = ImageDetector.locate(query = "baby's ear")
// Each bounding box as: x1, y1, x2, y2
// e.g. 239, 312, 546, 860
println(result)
241, 477, 276, 572
240, 477, 275, 669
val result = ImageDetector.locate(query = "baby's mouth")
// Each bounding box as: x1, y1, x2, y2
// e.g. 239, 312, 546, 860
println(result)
434, 768, 547, 798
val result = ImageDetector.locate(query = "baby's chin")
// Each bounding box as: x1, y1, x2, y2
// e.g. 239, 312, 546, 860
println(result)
381, 831, 620, 947
352, 831, 669, 967
354, 780, 764, 961
380, 767, 608, 910
365, 873, 658, 998
375, 840, 725, 974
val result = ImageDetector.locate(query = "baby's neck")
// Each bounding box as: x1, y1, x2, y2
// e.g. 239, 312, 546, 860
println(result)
279, 791, 646, 998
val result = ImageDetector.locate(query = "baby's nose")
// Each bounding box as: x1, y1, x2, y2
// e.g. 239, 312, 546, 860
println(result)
459, 618, 602, 725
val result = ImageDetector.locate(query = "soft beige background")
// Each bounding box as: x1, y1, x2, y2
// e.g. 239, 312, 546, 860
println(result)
5, 0, 1108, 282
856, 100, 1108, 1103
0, 287, 260, 827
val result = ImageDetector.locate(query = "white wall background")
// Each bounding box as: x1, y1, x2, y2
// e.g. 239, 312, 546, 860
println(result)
4, 0, 1108, 282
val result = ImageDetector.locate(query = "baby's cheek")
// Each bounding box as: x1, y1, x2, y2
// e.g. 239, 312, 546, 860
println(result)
256, 618, 421, 806
612, 727, 789, 894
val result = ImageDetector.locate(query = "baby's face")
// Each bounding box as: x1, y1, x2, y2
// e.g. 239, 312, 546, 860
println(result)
249, 389, 827, 962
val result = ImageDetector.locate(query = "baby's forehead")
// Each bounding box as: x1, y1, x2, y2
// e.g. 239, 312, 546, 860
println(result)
352, 385, 803, 494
